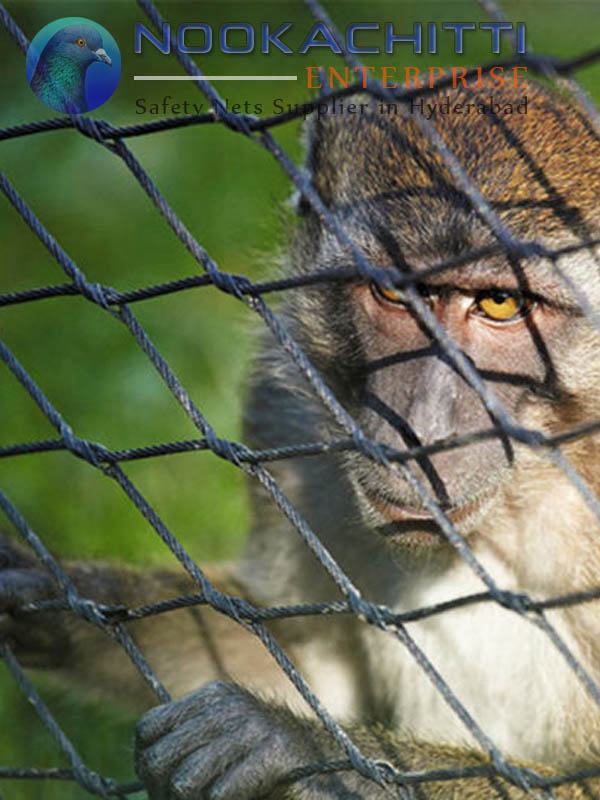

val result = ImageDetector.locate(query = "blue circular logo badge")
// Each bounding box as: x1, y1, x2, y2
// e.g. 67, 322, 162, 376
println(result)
26, 17, 121, 114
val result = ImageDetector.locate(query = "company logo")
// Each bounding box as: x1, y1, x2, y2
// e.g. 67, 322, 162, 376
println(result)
26, 17, 121, 114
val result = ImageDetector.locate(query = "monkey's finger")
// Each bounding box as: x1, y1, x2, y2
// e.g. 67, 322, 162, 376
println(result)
135, 716, 215, 785
169, 739, 248, 800
136, 681, 242, 746
136, 696, 207, 747
0, 613, 14, 640
0, 568, 56, 611
140, 778, 168, 800
0, 611, 69, 667
0, 536, 31, 569
207, 742, 283, 800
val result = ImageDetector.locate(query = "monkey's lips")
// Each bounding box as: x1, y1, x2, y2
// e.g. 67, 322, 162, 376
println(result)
355, 473, 436, 522
366, 492, 435, 522
363, 489, 483, 526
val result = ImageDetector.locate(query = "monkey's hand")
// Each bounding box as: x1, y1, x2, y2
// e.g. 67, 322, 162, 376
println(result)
0, 535, 69, 667
135, 681, 326, 800
136, 681, 600, 800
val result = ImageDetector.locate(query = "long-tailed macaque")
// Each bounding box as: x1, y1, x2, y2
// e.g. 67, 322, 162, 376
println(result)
2, 81, 600, 798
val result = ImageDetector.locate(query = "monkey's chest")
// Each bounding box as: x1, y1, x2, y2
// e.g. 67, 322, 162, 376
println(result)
366, 562, 596, 766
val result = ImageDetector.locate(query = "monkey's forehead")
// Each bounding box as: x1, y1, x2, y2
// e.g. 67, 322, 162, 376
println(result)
311, 84, 600, 243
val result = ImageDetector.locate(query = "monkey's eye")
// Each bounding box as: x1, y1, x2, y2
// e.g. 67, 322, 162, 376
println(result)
474, 289, 532, 323
76, 37, 86, 47
372, 282, 429, 306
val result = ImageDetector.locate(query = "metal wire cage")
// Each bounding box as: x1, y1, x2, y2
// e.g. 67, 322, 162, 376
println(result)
1, 0, 600, 796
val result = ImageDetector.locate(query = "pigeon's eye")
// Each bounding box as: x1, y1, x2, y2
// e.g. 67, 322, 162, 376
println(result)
76, 37, 86, 47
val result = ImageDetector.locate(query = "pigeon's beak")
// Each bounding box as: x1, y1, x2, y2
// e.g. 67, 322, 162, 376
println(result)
95, 48, 112, 66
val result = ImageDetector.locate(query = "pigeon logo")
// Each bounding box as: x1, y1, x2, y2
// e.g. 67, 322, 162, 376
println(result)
26, 18, 121, 114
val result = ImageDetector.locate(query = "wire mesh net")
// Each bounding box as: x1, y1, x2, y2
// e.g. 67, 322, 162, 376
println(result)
1, 0, 600, 796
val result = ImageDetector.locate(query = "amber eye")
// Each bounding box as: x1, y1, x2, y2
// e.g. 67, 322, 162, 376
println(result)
372, 282, 429, 306
376, 285, 408, 304
475, 290, 531, 322
76, 37, 86, 47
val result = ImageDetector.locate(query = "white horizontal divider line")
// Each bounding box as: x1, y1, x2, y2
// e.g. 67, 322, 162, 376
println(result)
134, 75, 298, 81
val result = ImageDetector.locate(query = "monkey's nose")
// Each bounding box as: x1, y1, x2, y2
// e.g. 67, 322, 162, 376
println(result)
405, 359, 462, 445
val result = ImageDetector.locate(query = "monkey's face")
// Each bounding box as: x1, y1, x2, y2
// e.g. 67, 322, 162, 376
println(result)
295, 248, 600, 550
291, 85, 600, 549
340, 259, 583, 545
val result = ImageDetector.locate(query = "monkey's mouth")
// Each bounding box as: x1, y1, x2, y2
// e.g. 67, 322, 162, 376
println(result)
366, 492, 435, 522
360, 486, 485, 528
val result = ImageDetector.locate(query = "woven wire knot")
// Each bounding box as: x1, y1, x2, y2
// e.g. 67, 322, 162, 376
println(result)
495, 591, 533, 614
213, 101, 255, 138
65, 593, 110, 627
1, 0, 600, 798
207, 269, 254, 301
71, 765, 116, 798
71, 115, 111, 145
205, 433, 248, 468
58, 424, 110, 470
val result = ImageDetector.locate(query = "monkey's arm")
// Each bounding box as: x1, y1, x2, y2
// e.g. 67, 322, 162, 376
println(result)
0, 536, 295, 707
135, 681, 599, 800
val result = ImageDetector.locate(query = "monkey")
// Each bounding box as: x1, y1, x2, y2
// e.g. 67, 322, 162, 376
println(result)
2, 79, 600, 799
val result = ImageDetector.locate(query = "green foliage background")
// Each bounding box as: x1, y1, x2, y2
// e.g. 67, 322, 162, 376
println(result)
0, 1, 599, 796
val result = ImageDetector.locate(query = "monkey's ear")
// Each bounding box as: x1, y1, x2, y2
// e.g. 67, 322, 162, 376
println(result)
295, 108, 333, 217
296, 97, 368, 217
